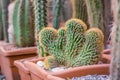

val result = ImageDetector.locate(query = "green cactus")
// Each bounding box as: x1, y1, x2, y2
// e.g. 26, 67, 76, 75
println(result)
71, 0, 89, 27
39, 27, 66, 64
0, 0, 11, 42
52, 0, 64, 29
65, 19, 87, 65
85, 0, 104, 30
0, 1, 3, 40
39, 19, 104, 67
71, 28, 104, 67
13, 0, 35, 47
34, 0, 48, 56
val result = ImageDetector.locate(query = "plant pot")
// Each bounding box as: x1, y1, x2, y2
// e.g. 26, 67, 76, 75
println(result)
22, 50, 110, 80
14, 56, 42, 80
0, 41, 6, 69
0, 43, 37, 80
45, 64, 109, 80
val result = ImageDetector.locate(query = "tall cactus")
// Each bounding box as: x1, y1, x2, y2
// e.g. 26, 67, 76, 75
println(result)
71, 0, 89, 27
110, 0, 120, 79
39, 19, 104, 68
34, 0, 48, 56
13, 0, 35, 47
53, 0, 64, 29
0, 0, 11, 42
0, 1, 3, 40
85, 0, 104, 30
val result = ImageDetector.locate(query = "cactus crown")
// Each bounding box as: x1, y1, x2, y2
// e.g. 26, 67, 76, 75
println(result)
39, 19, 104, 68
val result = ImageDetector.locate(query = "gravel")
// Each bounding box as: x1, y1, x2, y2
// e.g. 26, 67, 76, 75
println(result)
71, 74, 109, 80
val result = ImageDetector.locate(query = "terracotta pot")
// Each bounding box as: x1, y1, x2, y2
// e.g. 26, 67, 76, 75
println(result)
0, 41, 6, 69
22, 51, 110, 80
0, 43, 37, 80
14, 57, 43, 80
45, 64, 109, 80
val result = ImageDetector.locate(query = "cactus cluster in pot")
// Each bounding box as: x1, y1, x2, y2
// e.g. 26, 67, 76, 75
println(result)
38, 18, 104, 69
13, 0, 35, 47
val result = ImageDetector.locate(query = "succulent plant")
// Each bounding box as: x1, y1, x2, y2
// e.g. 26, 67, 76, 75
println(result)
13, 0, 35, 47
0, 1, 3, 40
39, 19, 104, 68
34, 0, 48, 56
0, 0, 11, 42
44, 56, 59, 69
53, 0, 64, 29
71, 28, 104, 67
71, 0, 89, 27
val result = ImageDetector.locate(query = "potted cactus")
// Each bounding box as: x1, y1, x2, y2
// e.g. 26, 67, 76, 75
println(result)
16, 18, 110, 80
0, 0, 37, 80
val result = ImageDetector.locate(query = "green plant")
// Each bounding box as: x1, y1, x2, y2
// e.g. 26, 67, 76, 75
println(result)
0, 0, 11, 42
0, 1, 3, 40
53, 0, 64, 29
39, 19, 104, 68
13, 0, 35, 47
34, 0, 48, 56
71, 0, 89, 27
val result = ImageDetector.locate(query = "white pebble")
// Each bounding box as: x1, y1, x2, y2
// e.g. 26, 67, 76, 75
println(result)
36, 61, 44, 67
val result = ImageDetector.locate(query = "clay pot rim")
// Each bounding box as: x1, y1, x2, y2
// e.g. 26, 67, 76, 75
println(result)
0, 45, 37, 56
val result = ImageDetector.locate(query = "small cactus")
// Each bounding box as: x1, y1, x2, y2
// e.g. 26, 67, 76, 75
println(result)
13, 0, 35, 47
44, 56, 59, 69
39, 19, 104, 67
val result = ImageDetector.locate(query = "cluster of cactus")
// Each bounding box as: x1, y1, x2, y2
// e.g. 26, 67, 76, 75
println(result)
13, 0, 35, 47
33, 0, 48, 56
39, 19, 104, 68
71, 0, 89, 27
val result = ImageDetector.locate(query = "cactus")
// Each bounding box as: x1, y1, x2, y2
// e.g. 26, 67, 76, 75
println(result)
110, 0, 120, 79
44, 56, 59, 69
39, 27, 66, 64
39, 19, 104, 67
53, 0, 64, 29
0, 0, 11, 42
13, 0, 35, 47
71, 0, 89, 27
65, 19, 87, 65
71, 28, 104, 67
0, 1, 3, 40
34, 0, 48, 56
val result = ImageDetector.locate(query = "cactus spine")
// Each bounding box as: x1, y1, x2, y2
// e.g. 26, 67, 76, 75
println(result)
13, 0, 35, 47
34, 0, 48, 56
71, 0, 89, 27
